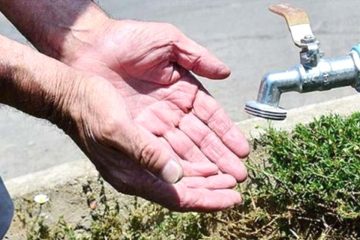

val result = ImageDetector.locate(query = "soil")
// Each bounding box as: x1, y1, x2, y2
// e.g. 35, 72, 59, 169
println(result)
5, 176, 134, 240
4, 139, 268, 239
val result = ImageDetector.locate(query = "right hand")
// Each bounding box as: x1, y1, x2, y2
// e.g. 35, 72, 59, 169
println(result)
64, 72, 244, 212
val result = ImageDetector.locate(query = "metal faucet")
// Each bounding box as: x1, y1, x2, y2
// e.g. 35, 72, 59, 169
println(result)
245, 4, 360, 120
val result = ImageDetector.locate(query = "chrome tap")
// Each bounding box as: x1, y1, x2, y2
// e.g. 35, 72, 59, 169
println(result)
245, 4, 360, 120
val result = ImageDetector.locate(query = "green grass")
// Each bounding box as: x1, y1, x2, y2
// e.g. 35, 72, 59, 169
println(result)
244, 113, 360, 238
18, 113, 360, 239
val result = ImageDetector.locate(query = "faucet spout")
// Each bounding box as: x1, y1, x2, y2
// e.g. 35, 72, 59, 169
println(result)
245, 54, 360, 121
244, 68, 301, 120
257, 69, 301, 107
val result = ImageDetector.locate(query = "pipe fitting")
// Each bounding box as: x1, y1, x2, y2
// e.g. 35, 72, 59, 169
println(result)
245, 54, 360, 120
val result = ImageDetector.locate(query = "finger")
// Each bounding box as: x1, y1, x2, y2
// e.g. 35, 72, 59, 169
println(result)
96, 148, 241, 212
180, 174, 237, 189
163, 128, 209, 162
145, 61, 189, 85
106, 169, 241, 212
173, 186, 242, 212
193, 90, 250, 158
135, 101, 184, 136
180, 160, 218, 177
101, 160, 241, 212
173, 34, 231, 80
159, 137, 218, 177
179, 113, 247, 182
111, 122, 183, 184
135, 103, 218, 177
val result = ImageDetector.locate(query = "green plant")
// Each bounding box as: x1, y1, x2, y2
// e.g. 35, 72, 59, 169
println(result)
16, 113, 360, 239
244, 113, 360, 238
16, 198, 51, 240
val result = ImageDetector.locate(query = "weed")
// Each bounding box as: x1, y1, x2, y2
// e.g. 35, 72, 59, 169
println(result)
15, 113, 360, 239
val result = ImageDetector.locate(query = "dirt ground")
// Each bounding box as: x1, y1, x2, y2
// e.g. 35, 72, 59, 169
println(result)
5, 143, 266, 239
6, 175, 133, 239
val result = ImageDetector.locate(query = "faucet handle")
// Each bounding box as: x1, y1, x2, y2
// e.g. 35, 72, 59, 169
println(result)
269, 3, 314, 48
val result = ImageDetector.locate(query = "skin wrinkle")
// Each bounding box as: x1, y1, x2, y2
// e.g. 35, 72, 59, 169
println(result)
193, 93, 220, 121
152, 104, 182, 127
164, 91, 192, 112
60, 28, 96, 63
168, 64, 184, 84
164, 129, 201, 165
163, 128, 209, 164
138, 141, 161, 172
121, 35, 172, 70
0, 64, 64, 124
199, 132, 219, 154
208, 109, 233, 138
135, 77, 198, 111
172, 41, 198, 65
189, 54, 203, 73
192, 90, 249, 158
155, 62, 176, 84
219, 124, 237, 144
158, 137, 216, 177
0, 64, 16, 104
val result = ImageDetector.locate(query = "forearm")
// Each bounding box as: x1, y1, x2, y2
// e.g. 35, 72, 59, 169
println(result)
0, 0, 108, 60
0, 34, 79, 125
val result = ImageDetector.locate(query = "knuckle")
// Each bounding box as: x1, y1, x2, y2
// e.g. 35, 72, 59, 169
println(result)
208, 109, 232, 137
163, 22, 177, 31
100, 116, 123, 141
199, 132, 217, 150
138, 142, 162, 171
163, 23, 183, 41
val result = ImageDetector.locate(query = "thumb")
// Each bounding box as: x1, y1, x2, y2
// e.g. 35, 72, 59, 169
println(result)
173, 34, 231, 79
117, 123, 183, 183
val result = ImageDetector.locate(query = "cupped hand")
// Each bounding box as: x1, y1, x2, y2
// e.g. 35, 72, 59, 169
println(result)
70, 74, 246, 211
65, 19, 231, 84
62, 19, 250, 211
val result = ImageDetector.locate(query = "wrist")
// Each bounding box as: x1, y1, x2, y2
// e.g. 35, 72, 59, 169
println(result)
47, 5, 110, 63
0, 0, 109, 61
0, 35, 84, 131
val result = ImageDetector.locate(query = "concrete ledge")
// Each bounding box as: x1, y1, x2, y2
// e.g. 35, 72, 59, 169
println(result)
6, 94, 360, 197
6, 159, 96, 197
238, 94, 360, 138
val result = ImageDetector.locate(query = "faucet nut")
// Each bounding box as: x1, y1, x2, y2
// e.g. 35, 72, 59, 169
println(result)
301, 35, 316, 44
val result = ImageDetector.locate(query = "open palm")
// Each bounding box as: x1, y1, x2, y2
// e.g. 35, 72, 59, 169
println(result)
65, 20, 249, 211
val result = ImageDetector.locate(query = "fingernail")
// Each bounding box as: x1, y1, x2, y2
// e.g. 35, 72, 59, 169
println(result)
218, 64, 231, 77
234, 195, 244, 207
160, 159, 183, 183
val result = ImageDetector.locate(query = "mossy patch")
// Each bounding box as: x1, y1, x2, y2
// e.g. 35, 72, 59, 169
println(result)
9, 113, 360, 239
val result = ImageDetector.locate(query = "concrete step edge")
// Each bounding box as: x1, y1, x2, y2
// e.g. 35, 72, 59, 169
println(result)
5, 93, 360, 197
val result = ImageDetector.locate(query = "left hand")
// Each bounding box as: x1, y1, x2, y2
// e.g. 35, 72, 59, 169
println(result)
63, 19, 231, 84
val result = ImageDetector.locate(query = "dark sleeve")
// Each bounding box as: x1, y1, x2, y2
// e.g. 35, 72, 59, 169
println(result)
0, 177, 13, 239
